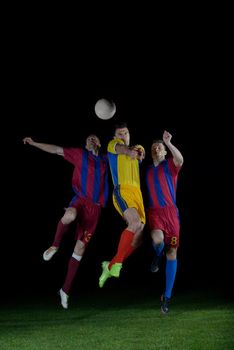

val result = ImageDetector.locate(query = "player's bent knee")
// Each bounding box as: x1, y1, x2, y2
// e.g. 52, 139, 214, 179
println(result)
62, 208, 77, 224
166, 247, 177, 259
129, 220, 143, 233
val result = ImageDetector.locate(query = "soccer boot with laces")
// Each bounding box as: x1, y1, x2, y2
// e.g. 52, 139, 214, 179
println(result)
110, 262, 122, 277
99, 261, 111, 288
59, 288, 69, 309
150, 254, 161, 273
43, 246, 58, 261
160, 295, 170, 314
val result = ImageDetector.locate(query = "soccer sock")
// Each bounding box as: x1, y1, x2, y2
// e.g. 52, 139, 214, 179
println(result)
109, 229, 135, 269
152, 241, 164, 256
164, 259, 177, 299
52, 220, 70, 247
62, 253, 82, 295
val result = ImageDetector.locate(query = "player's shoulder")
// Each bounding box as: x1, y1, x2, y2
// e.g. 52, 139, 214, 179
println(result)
64, 146, 82, 155
108, 138, 124, 145
107, 138, 124, 153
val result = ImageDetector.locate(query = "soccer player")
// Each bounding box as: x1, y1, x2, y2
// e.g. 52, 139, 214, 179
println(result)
98, 122, 146, 287
145, 130, 183, 314
23, 135, 109, 309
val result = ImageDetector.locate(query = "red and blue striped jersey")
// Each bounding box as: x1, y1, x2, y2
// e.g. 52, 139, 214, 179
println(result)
64, 148, 109, 207
145, 158, 181, 209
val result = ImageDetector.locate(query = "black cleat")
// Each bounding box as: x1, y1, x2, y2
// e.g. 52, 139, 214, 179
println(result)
160, 295, 170, 314
150, 254, 161, 273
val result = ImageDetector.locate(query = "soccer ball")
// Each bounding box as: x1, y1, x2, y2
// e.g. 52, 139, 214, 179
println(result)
94, 98, 116, 120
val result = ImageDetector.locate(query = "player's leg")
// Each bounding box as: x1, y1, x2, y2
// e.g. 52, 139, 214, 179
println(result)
99, 187, 145, 288
59, 201, 101, 308
150, 229, 164, 272
161, 210, 180, 313
161, 246, 177, 314
43, 207, 77, 261
59, 239, 85, 309
99, 208, 142, 288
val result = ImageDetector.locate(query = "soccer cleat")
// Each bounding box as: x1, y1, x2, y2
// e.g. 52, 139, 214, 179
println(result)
43, 246, 58, 261
110, 263, 122, 278
160, 295, 170, 314
99, 261, 111, 288
59, 288, 69, 309
150, 254, 161, 273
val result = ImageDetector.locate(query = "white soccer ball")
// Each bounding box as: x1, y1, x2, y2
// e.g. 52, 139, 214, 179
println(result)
94, 98, 116, 120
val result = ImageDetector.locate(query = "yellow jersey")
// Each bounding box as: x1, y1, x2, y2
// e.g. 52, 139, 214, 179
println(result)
107, 138, 144, 188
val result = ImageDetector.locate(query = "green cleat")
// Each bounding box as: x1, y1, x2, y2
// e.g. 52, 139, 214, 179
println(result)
110, 263, 122, 277
99, 261, 111, 288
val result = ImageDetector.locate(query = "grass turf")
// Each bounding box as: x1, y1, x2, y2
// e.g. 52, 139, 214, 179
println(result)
0, 288, 234, 350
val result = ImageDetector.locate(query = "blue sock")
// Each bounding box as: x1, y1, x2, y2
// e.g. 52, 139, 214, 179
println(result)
152, 241, 164, 256
164, 259, 177, 299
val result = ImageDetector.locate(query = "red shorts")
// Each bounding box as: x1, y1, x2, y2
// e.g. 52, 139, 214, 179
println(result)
69, 196, 101, 246
147, 206, 180, 248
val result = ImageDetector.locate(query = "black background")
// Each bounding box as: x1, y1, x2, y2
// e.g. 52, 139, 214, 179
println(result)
2, 12, 232, 301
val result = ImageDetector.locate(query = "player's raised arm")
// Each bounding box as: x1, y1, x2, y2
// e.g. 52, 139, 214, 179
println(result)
23, 137, 64, 156
162, 131, 183, 167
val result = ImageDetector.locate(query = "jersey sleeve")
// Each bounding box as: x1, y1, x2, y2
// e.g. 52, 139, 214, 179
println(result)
168, 157, 182, 175
107, 138, 125, 154
63, 147, 82, 165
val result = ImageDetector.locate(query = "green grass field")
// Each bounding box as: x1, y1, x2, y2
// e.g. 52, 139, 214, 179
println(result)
1, 288, 233, 350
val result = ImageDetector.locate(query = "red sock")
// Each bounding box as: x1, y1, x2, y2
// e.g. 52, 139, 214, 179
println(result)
52, 221, 70, 247
62, 254, 81, 294
109, 229, 135, 269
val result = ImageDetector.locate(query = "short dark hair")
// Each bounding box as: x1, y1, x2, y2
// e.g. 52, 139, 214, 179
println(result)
114, 122, 128, 131
152, 139, 166, 150
152, 139, 164, 144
